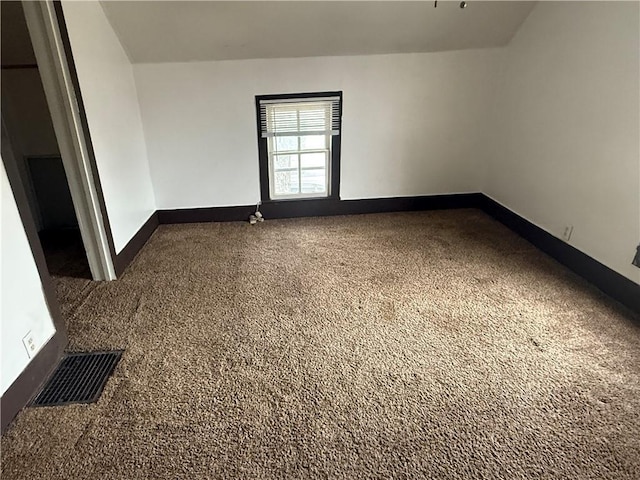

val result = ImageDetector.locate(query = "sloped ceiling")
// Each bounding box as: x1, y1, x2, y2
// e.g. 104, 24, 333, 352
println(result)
100, 1, 536, 63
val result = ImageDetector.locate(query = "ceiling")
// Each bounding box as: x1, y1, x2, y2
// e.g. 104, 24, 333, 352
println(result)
100, 1, 536, 64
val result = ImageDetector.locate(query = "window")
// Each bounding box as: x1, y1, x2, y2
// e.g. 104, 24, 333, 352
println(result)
256, 92, 342, 202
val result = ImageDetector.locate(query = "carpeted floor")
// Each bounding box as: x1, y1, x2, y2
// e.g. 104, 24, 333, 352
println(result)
2, 210, 639, 479
39, 228, 92, 280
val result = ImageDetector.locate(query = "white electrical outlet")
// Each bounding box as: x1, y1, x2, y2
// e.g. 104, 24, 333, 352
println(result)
562, 225, 574, 242
22, 331, 37, 358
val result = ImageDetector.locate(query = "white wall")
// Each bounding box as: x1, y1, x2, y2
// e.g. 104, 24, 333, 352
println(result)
61, 1, 155, 253
1, 160, 55, 395
64, 1, 639, 285
484, 1, 640, 283
133, 49, 503, 209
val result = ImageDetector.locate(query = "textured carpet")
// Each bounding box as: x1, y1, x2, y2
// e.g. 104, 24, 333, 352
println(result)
2, 210, 640, 479
39, 228, 92, 280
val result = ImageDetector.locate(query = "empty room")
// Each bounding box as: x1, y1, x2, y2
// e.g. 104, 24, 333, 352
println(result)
1, 1, 639, 478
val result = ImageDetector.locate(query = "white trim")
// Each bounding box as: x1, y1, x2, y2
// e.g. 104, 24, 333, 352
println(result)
262, 130, 339, 138
22, 1, 115, 281
259, 96, 340, 105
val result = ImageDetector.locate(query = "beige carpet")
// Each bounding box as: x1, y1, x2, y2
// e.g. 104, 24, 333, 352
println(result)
2, 210, 639, 479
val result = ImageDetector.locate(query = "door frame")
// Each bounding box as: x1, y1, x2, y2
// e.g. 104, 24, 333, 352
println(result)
1, 117, 69, 433
21, 0, 116, 280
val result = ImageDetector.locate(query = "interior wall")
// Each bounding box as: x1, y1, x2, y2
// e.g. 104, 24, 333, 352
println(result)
133, 49, 503, 209
61, 1, 639, 286
483, 1, 640, 283
0, 69, 59, 156
1, 68, 61, 231
1, 159, 56, 395
61, 1, 155, 253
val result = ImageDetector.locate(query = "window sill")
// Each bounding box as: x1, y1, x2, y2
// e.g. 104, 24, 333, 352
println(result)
262, 196, 339, 205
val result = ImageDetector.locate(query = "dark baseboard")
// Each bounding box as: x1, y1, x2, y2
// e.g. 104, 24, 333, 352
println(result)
157, 205, 255, 224
479, 195, 640, 314
262, 193, 483, 219
1, 330, 67, 433
157, 193, 483, 224
114, 212, 159, 277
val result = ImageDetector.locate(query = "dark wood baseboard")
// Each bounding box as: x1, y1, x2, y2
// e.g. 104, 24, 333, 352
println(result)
1, 330, 67, 433
261, 193, 484, 219
480, 195, 640, 314
114, 212, 159, 277
157, 205, 255, 224
157, 193, 484, 224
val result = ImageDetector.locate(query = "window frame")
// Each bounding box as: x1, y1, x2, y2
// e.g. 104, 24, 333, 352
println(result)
255, 91, 342, 203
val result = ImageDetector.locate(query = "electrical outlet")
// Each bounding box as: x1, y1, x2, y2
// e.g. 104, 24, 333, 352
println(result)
22, 331, 37, 359
562, 225, 574, 242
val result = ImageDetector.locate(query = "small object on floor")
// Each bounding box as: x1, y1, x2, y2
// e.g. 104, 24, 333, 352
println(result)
255, 201, 264, 222
30, 350, 123, 407
249, 206, 264, 225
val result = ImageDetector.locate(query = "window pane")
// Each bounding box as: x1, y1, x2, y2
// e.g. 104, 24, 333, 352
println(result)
300, 152, 326, 169
274, 170, 299, 195
301, 168, 327, 194
274, 136, 298, 152
273, 155, 298, 170
300, 135, 326, 150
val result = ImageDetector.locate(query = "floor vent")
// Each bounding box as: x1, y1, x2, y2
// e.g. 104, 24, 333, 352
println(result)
31, 350, 123, 407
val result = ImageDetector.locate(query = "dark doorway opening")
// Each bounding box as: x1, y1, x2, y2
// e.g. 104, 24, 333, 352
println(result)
1, 1, 90, 280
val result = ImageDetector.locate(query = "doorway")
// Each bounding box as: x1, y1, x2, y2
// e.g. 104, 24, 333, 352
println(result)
2, 1, 90, 279
1, 0, 116, 281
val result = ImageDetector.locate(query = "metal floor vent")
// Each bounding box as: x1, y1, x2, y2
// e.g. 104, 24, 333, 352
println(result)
31, 350, 123, 407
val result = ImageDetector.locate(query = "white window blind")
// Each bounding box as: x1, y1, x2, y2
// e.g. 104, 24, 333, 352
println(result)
259, 97, 341, 138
